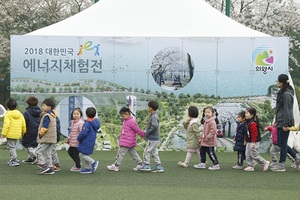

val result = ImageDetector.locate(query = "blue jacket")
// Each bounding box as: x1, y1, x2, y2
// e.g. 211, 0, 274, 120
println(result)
22, 106, 41, 148
234, 121, 246, 152
77, 118, 100, 155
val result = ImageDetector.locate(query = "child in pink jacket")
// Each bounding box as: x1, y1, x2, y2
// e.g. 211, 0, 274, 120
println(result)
67, 108, 84, 172
107, 107, 144, 171
194, 106, 220, 170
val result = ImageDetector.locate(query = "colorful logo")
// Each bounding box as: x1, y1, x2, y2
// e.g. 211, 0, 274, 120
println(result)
252, 45, 275, 74
77, 41, 100, 56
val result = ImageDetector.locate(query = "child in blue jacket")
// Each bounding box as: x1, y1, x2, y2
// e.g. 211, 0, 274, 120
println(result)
232, 111, 247, 169
77, 107, 100, 174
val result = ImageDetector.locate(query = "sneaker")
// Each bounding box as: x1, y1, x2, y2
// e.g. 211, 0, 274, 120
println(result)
70, 166, 81, 172
107, 164, 119, 172
22, 158, 35, 164
178, 161, 188, 168
43, 168, 55, 175
244, 166, 254, 172
138, 164, 152, 172
8, 159, 19, 167
269, 162, 278, 169
152, 165, 164, 173
133, 164, 143, 171
79, 168, 92, 174
208, 164, 220, 170
263, 161, 270, 171
194, 163, 206, 169
232, 165, 243, 170
38, 167, 51, 175
270, 163, 286, 172
53, 165, 61, 172
92, 160, 99, 173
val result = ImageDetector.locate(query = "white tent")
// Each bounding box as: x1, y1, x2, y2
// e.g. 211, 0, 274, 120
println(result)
28, 0, 269, 37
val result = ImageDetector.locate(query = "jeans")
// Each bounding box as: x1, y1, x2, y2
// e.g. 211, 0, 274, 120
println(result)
277, 128, 289, 163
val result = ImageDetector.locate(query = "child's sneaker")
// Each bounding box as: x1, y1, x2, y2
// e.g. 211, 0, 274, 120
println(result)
92, 160, 99, 173
8, 159, 19, 167
70, 166, 81, 172
263, 161, 270, 171
138, 164, 152, 172
232, 165, 243, 170
79, 168, 93, 174
152, 165, 164, 173
269, 162, 278, 169
43, 168, 55, 175
22, 158, 35, 164
107, 164, 119, 172
194, 163, 206, 169
38, 166, 51, 175
208, 164, 220, 170
53, 165, 61, 172
244, 166, 254, 172
133, 164, 143, 171
178, 161, 188, 168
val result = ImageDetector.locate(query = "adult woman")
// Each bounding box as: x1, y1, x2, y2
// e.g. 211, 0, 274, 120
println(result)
272, 74, 300, 171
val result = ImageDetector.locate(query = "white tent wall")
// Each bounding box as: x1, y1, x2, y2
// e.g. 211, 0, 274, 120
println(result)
28, 0, 269, 37
13, 0, 300, 151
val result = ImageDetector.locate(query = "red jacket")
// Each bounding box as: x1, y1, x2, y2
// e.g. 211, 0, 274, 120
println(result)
265, 123, 278, 145
245, 119, 261, 143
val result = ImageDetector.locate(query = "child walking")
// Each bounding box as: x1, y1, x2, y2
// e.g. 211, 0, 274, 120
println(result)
67, 108, 84, 172
107, 107, 145, 171
1, 98, 26, 167
77, 107, 100, 174
178, 106, 201, 168
194, 106, 220, 170
244, 107, 270, 172
232, 111, 247, 169
35, 98, 59, 175
139, 100, 164, 172
22, 96, 41, 164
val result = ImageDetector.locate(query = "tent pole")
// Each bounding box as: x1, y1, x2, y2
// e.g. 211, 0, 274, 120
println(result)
226, 0, 230, 17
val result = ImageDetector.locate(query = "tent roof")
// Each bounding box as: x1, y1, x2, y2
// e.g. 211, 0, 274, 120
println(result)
28, 0, 269, 37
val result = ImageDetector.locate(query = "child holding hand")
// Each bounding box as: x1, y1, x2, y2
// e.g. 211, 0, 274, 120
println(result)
178, 106, 201, 168
244, 107, 269, 172
107, 107, 144, 171
67, 108, 84, 172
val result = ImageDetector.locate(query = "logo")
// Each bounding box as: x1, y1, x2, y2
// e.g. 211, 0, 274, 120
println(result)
252, 45, 275, 74
77, 41, 100, 56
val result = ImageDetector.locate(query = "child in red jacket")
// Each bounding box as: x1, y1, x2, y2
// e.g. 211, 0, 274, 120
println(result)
244, 108, 269, 172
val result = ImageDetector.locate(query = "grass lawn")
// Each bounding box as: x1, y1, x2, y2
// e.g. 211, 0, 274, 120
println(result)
0, 147, 300, 200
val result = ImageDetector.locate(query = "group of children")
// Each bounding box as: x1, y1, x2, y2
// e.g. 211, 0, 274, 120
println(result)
1, 97, 100, 175
2, 96, 300, 174
178, 106, 221, 170
178, 105, 300, 172
1, 97, 164, 174
232, 108, 300, 171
